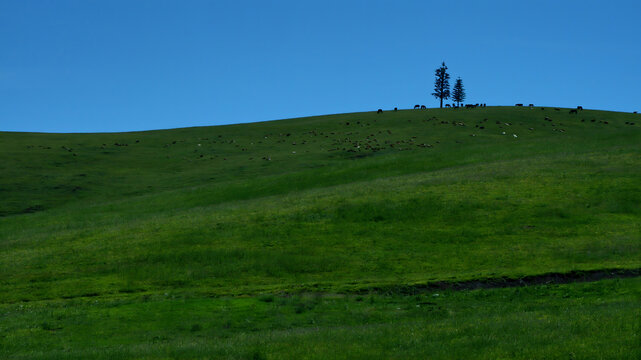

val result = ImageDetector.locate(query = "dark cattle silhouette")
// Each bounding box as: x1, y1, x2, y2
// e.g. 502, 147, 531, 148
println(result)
528, 104, 534, 107
515, 104, 523, 107
414, 104, 420, 109
394, 107, 398, 111
569, 109, 578, 114
577, 106, 583, 110
377, 109, 383, 114
633, 111, 637, 114
421, 105, 427, 109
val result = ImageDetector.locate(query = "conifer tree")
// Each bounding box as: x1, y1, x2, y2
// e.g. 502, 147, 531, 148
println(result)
431, 62, 450, 108
452, 77, 466, 107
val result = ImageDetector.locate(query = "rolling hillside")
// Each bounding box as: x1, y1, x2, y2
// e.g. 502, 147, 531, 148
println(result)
1, 106, 640, 359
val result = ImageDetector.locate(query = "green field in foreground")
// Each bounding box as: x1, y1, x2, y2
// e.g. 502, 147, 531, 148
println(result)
1, 106, 640, 358
2, 278, 639, 359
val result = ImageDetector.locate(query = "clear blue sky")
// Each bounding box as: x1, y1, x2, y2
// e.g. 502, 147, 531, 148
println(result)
1, 0, 640, 133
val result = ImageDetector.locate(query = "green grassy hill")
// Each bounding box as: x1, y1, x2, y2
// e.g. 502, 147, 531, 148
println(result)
1, 106, 640, 359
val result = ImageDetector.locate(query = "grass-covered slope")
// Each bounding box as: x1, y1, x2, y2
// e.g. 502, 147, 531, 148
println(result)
1, 106, 640, 358
2, 106, 639, 300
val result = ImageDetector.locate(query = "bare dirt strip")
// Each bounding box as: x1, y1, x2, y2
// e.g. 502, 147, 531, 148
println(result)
355, 268, 641, 295
9, 268, 640, 303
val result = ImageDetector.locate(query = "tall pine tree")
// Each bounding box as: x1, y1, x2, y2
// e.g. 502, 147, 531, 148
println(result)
432, 62, 450, 108
452, 77, 465, 107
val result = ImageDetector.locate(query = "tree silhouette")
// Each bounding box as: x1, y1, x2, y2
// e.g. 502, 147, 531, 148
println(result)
452, 77, 465, 107
432, 62, 450, 108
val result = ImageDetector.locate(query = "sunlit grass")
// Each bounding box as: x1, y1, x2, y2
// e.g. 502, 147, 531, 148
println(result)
1, 107, 640, 357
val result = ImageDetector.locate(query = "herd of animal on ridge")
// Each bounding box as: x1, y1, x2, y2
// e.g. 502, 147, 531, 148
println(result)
376, 103, 600, 114
35, 104, 637, 164
147, 105, 635, 161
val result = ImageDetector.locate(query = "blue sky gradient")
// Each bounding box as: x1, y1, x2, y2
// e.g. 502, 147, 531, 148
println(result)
1, 0, 640, 132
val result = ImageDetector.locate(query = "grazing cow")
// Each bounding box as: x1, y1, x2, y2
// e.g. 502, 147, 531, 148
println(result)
569, 109, 578, 114
515, 104, 523, 107
377, 109, 383, 114
577, 106, 583, 110
529, 104, 534, 107
394, 107, 398, 111
421, 105, 427, 109
414, 104, 420, 109
633, 111, 637, 114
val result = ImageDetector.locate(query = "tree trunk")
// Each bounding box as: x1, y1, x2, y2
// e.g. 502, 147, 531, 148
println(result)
440, 97, 443, 108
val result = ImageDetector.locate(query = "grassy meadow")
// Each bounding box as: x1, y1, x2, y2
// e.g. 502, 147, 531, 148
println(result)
1, 106, 640, 358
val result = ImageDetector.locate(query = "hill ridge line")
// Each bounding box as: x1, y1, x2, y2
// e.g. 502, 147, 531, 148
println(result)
0, 106, 634, 134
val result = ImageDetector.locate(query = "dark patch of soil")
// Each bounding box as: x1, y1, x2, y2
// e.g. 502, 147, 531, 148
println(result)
21, 205, 45, 214
356, 268, 641, 295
